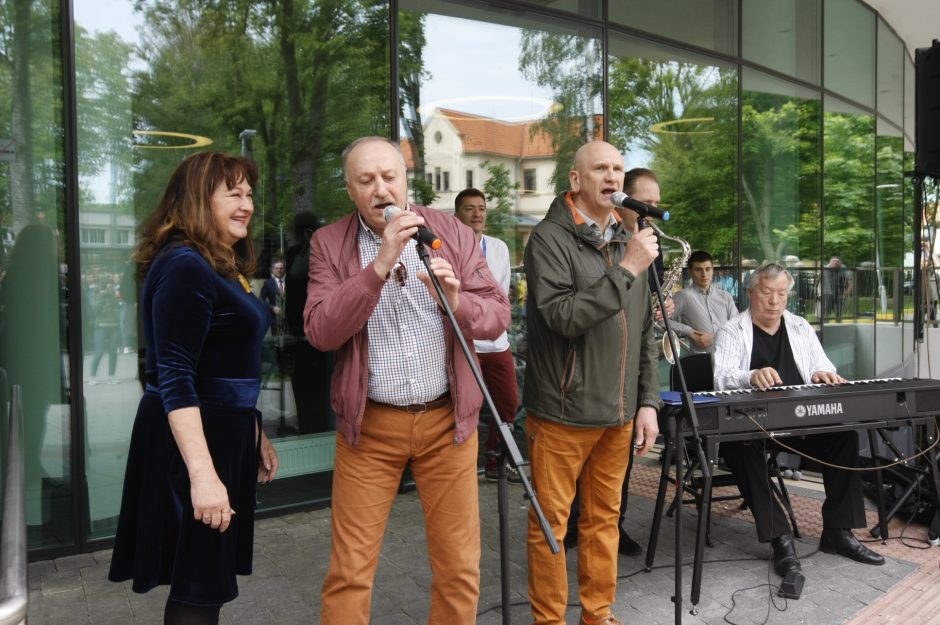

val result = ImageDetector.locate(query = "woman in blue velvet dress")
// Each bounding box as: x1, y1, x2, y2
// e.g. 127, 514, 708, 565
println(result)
109, 152, 279, 625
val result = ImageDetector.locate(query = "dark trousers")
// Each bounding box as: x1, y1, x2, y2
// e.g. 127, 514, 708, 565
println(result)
721, 431, 866, 542
479, 349, 519, 468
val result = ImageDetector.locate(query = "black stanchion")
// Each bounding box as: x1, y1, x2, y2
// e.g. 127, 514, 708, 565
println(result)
640, 215, 711, 624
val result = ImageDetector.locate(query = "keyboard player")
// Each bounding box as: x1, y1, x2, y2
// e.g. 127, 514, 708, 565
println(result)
713, 261, 883, 596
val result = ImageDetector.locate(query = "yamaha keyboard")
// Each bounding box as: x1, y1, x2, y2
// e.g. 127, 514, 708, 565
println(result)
682, 378, 940, 436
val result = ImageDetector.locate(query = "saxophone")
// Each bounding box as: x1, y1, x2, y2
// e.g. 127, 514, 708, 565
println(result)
649, 221, 692, 365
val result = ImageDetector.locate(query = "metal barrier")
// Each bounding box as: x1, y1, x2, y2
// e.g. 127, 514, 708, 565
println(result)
0, 385, 27, 625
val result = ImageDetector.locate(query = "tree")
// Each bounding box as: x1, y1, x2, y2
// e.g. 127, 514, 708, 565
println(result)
518, 32, 739, 262
481, 160, 518, 251
129, 0, 396, 268
399, 11, 430, 203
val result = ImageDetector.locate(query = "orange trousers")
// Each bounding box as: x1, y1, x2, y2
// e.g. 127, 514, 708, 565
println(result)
526, 413, 634, 625
320, 400, 480, 625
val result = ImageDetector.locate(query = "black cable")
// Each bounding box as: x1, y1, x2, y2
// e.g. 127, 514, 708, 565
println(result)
722, 582, 788, 625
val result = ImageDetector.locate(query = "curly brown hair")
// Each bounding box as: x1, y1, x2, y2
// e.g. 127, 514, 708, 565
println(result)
134, 152, 258, 280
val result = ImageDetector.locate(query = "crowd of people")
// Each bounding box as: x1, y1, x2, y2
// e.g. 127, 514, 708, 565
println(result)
105, 139, 890, 625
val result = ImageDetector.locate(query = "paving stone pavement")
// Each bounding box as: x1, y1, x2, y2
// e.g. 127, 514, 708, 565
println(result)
27, 464, 928, 625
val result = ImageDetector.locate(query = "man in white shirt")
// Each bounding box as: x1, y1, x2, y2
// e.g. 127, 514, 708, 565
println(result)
454, 188, 520, 483
713, 261, 883, 597
671, 250, 737, 354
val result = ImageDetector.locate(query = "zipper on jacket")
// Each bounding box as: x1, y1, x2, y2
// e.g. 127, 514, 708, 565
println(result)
559, 346, 578, 421
604, 246, 628, 424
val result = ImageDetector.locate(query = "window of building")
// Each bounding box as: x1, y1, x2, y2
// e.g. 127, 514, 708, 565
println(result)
81, 228, 106, 245
115, 230, 130, 246
466, 170, 473, 188
442, 171, 450, 191
523, 168, 536, 194
434, 167, 442, 191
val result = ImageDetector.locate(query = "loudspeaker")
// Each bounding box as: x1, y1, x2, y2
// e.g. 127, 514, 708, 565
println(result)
916, 40, 940, 178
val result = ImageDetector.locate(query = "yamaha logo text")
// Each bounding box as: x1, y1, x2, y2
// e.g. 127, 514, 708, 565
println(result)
794, 402, 844, 418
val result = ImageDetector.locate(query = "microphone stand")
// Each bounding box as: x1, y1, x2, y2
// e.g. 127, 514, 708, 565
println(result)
414, 239, 559, 625
639, 215, 710, 624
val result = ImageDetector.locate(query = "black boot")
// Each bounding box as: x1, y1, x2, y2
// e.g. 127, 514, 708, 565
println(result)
770, 533, 801, 577
617, 529, 643, 556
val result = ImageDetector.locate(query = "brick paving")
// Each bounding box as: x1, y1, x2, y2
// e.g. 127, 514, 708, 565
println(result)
26, 457, 940, 625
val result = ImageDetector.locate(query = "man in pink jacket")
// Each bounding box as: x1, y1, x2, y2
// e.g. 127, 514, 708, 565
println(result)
304, 136, 510, 625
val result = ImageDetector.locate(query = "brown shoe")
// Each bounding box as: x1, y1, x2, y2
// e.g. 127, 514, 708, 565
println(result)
579, 614, 621, 625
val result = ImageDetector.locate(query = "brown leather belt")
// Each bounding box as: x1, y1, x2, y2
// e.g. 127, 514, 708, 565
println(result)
368, 393, 451, 414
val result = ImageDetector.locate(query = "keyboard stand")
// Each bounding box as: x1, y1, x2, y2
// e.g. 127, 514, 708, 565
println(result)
868, 422, 940, 541
651, 416, 940, 610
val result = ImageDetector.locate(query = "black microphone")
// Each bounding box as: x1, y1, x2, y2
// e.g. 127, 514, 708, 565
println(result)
382, 205, 442, 250
610, 191, 670, 221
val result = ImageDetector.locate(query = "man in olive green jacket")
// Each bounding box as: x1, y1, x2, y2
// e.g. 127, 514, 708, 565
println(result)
523, 140, 661, 625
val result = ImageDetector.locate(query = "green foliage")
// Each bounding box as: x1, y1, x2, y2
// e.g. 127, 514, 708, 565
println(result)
519, 30, 602, 194
481, 160, 518, 246
608, 58, 738, 264
410, 176, 437, 207
822, 111, 876, 267
740, 92, 821, 263
128, 0, 395, 267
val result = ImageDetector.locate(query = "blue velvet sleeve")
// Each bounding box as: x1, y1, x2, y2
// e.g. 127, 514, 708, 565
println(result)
149, 249, 217, 412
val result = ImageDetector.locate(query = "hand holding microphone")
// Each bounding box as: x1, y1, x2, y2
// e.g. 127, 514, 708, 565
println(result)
381, 205, 460, 311
383, 205, 441, 250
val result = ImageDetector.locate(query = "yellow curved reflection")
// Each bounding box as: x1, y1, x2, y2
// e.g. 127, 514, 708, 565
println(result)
650, 117, 715, 135
133, 130, 214, 150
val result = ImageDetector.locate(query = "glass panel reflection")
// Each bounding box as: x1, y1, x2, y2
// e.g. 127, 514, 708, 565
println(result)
74, 0, 391, 535
823, 96, 875, 379
742, 0, 820, 84
875, 119, 904, 372
0, 0, 73, 549
610, 0, 737, 56
608, 35, 738, 295
740, 69, 821, 316
824, 0, 875, 108
876, 20, 903, 126
399, 0, 602, 468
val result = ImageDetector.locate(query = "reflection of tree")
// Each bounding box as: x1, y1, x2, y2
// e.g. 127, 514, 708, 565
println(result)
76, 27, 134, 208
517, 34, 738, 262
4, 0, 34, 231
130, 0, 394, 261
398, 11, 433, 205
633, 64, 737, 264
823, 111, 876, 266
519, 31, 602, 194
741, 94, 820, 262
481, 160, 516, 248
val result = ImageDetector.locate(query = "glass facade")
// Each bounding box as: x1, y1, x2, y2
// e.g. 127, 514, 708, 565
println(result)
0, 0, 74, 551
742, 0, 820, 84
0, 0, 923, 556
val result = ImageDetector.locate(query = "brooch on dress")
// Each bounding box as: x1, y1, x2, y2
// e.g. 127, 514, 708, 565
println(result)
237, 274, 251, 293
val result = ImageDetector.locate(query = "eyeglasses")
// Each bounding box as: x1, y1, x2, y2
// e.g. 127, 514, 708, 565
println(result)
394, 263, 407, 287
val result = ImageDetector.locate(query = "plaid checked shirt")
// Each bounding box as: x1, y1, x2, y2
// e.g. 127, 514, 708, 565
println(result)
358, 216, 449, 405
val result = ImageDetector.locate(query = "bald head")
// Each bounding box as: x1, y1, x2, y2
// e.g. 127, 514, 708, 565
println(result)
569, 141, 625, 222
